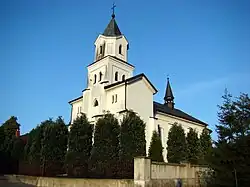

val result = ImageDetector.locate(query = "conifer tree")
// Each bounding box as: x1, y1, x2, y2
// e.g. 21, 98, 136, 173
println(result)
119, 110, 146, 178
89, 113, 120, 178
186, 128, 201, 164
29, 121, 47, 172
167, 123, 187, 163
66, 114, 93, 177
148, 130, 164, 162
200, 128, 212, 162
40, 117, 68, 176
206, 91, 250, 187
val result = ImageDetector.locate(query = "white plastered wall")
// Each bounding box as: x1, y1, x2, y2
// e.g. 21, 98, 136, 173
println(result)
154, 112, 206, 162
70, 99, 83, 124
126, 78, 155, 156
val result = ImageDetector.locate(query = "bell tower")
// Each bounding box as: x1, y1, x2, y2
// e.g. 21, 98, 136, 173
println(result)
94, 6, 129, 62
87, 6, 134, 88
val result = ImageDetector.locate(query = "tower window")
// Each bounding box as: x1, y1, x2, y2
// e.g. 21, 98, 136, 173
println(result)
99, 72, 102, 82
94, 99, 98, 107
158, 125, 161, 138
115, 94, 117, 103
94, 74, 97, 84
115, 72, 118, 81
119, 45, 122, 55
100, 46, 103, 54
122, 75, 125, 81
112, 95, 114, 103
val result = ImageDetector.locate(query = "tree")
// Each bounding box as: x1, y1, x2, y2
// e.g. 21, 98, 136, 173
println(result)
89, 113, 120, 178
167, 123, 187, 163
40, 117, 68, 176
148, 130, 164, 162
206, 91, 250, 187
0, 116, 20, 174
66, 114, 93, 177
186, 128, 201, 164
200, 128, 212, 162
28, 121, 47, 172
119, 110, 146, 178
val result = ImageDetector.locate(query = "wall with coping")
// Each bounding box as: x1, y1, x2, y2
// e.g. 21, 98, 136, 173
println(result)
6, 175, 134, 187
134, 157, 207, 187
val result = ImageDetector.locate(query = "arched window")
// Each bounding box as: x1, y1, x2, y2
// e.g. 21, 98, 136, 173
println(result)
115, 72, 118, 81
99, 72, 102, 82
119, 45, 122, 55
94, 99, 98, 107
122, 75, 125, 81
94, 74, 97, 84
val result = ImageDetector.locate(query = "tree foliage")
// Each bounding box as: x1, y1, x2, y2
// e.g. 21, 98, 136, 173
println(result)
0, 116, 21, 174
40, 117, 68, 176
186, 128, 201, 164
66, 114, 93, 177
119, 110, 146, 178
200, 128, 212, 162
148, 130, 164, 162
206, 91, 250, 187
167, 123, 187, 163
89, 113, 120, 178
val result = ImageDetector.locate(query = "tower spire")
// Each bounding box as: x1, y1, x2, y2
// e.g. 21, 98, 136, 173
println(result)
164, 77, 175, 109
103, 3, 122, 37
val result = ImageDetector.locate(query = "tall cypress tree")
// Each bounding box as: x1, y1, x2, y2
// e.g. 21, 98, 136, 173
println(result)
66, 114, 93, 177
89, 113, 120, 178
148, 130, 164, 162
40, 117, 68, 176
167, 123, 187, 163
119, 110, 146, 178
200, 128, 212, 162
29, 121, 47, 175
186, 128, 201, 164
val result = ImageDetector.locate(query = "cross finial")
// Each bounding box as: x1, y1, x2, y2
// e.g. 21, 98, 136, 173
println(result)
111, 3, 116, 18
167, 74, 169, 82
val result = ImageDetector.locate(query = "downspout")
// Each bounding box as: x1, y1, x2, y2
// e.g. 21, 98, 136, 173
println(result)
125, 80, 127, 110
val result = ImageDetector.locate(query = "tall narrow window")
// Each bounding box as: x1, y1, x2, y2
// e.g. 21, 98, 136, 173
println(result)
122, 75, 125, 81
100, 46, 103, 54
94, 74, 97, 84
115, 72, 118, 81
115, 94, 117, 103
99, 72, 102, 82
112, 95, 114, 103
119, 45, 122, 55
94, 99, 98, 107
158, 125, 161, 138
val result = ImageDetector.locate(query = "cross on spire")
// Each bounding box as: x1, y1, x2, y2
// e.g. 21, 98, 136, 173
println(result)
111, 3, 116, 18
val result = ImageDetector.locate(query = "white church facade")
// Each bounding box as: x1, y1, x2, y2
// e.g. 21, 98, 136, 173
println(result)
68, 12, 208, 162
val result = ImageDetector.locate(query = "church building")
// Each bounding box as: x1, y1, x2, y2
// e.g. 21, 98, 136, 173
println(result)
68, 12, 208, 162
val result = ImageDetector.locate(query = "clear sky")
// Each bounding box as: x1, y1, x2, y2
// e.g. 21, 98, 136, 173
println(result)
0, 0, 250, 140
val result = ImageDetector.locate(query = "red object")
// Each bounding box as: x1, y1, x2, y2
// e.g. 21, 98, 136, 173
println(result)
16, 128, 20, 137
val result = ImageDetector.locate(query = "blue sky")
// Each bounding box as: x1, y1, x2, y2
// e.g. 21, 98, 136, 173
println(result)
0, 0, 249, 140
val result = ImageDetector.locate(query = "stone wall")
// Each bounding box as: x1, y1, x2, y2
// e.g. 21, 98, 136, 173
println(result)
6, 175, 134, 187
134, 157, 208, 187
6, 157, 207, 187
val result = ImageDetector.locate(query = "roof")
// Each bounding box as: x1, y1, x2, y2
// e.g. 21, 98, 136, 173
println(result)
87, 55, 134, 68
104, 73, 158, 94
164, 78, 174, 101
68, 96, 83, 104
153, 101, 207, 126
103, 16, 122, 37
